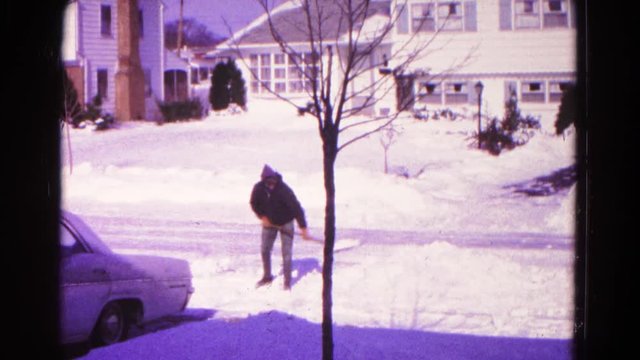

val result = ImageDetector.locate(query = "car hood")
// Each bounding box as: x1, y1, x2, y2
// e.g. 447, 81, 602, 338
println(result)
118, 254, 192, 281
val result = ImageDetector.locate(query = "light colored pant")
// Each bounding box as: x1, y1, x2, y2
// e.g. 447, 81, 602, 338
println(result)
261, 221, 294, 283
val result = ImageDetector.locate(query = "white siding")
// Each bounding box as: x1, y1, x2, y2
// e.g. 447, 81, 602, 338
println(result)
79, 0, 118, 114
62, 1, 79, 61
139, 0, 164, 120
139, 0, 163, 101
72, 0, 164, 119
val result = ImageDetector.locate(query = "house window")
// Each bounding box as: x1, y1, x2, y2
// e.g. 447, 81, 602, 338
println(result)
521, 81, 545, 102
274, 68, 286, 79
418, 82, 442, 104
275, 82, 286, 93
200, 67, 209, 81
191, 67, 200, 84
437, 2, 463, 30
289, 81, 304, 93
549, 81, 571, 102
543, 0, 568, 27
260, 54, 271, 66
507, 0, 571, 29
515, 0, 540, 28
444, 82, 468, 104
249, 51, 320, 94
260, 67, 271, 81
411, 1, 475, 32
411, 3, 436, 32
97, 69, 108, 99
274, 54, 286, 65
249, 54, 259, 67
100, 5, 112, 36
249, 53, 276, 93
260, 54, 271, 92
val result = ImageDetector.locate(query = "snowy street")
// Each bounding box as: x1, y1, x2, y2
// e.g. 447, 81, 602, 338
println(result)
61, 101, 577, 359
73, 214, 574, 359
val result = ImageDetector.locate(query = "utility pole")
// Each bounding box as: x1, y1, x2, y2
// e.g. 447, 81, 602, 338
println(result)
177, 0, 184, 57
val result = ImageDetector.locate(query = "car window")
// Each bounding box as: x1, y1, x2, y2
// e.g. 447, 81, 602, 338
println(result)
60, 223, 86, 257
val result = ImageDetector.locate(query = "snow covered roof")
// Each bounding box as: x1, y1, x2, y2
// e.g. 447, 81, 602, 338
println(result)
227, 0, 391, 45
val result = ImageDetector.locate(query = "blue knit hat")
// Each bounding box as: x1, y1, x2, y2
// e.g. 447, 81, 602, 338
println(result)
261, 164, 277, 179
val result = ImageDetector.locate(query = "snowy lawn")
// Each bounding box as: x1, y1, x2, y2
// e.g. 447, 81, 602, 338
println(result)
61, 100, 577, 359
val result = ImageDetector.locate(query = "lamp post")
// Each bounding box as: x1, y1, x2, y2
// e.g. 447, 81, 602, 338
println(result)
475, 81, 484, 149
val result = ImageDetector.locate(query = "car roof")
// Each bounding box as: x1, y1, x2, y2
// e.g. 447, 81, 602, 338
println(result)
61, 210, 113, 255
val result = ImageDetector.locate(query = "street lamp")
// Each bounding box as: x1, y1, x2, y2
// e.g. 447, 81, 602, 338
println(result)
474, 81, 484, 149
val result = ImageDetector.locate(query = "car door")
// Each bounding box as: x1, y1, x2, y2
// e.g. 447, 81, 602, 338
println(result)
59, 221, 112, 344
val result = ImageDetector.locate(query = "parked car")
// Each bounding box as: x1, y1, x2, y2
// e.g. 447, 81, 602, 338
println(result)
59, 210, 194, 346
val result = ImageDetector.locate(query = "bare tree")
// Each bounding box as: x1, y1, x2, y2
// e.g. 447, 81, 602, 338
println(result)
61, 71, 82, 175
225, 1, 475, 358
380, 123, 401, 174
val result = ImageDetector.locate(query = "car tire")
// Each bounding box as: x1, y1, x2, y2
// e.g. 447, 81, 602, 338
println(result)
92, 302, 129, 346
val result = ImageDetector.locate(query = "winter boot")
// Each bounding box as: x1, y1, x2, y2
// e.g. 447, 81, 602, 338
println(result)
256, 274, 275, 287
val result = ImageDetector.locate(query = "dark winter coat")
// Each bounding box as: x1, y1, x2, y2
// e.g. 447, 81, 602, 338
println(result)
250, 174, 307, 228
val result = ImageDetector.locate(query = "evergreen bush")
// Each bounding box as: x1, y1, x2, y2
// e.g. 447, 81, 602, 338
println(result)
228, 60, 247, 109
477, 90, 541, 155
65, 95, 115, 130
210, 62, 231, 111
157, 98, 204, 122
554, 83, 576, 135
209, 59, 247, 112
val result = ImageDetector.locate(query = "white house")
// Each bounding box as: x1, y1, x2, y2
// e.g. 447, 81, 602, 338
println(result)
210, 0, 576, 129
62, 0, 166, 121
391, 0, 577, 126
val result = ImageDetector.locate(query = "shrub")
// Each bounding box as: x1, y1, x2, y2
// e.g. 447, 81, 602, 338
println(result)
94, 113, 115, 131
209, 59, 247, 112
478, 118, 515, 155
210, 62, 231, 111
228, 60, 247, 109
554, 83, 576, 135
477, 90, 541, 155
65, 95, 116, 130
157, 98, 204, 122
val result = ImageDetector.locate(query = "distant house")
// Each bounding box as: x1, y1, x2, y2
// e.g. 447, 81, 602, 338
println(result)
62, 0, 165, 121
211, 0, 392, 116
164, 46, 231, 112
209, 0, 576, 128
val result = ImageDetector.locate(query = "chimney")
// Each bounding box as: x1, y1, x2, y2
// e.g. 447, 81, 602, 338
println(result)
115, 0, 145, 120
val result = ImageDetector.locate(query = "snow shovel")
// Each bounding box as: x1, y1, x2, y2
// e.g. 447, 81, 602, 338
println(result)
266, 225, 361, 252
299, 233, 361, 252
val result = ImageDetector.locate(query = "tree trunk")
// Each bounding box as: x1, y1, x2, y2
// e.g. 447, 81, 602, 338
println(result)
321, 125, 338, 360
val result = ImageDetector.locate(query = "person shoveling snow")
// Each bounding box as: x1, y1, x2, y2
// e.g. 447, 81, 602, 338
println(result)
250, 165, 361, 290
250, 165, 312, 290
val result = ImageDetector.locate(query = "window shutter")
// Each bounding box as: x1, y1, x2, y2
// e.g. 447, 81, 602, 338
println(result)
504, 80, 517, 102
499, 0, 512, 30
464, 1, 477, 31
396, 4, 409, 34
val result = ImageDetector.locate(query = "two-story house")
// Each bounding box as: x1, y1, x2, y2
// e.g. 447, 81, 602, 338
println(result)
210, 0, 576, 129
393, 0, 576, 124
62, 0, 166, 121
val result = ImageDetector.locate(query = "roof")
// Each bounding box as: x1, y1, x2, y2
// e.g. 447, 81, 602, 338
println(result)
234, 0, 391, 45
